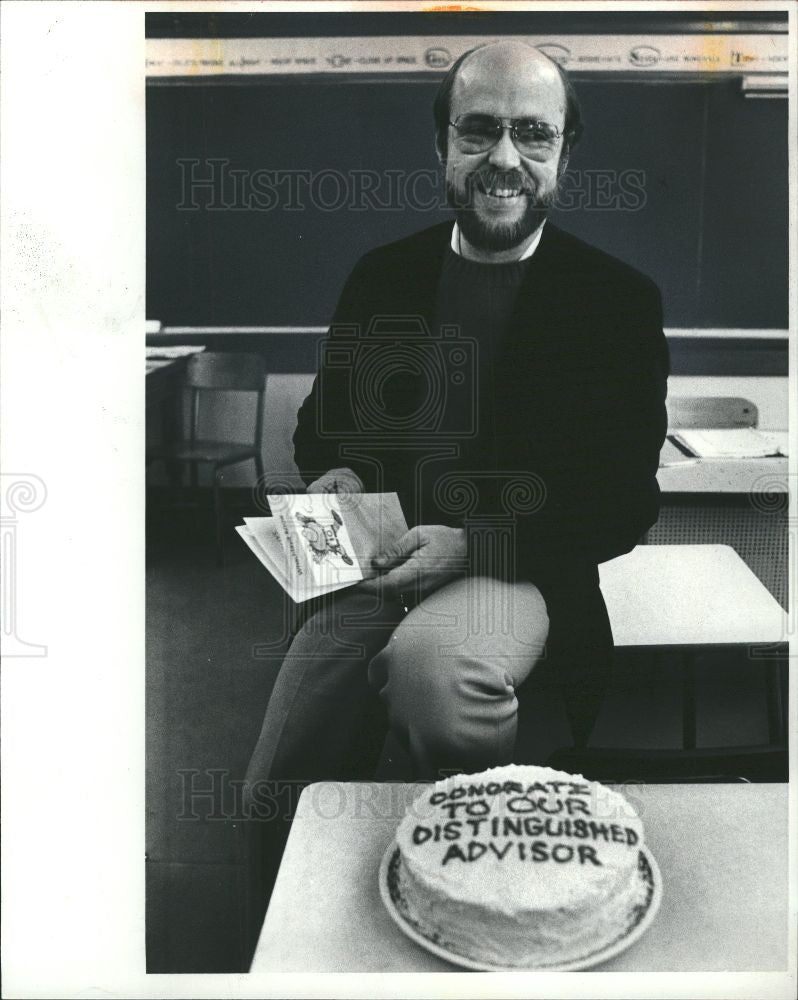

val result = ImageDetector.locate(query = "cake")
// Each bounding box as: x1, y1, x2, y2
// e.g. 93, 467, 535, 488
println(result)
391, 764, 651, 968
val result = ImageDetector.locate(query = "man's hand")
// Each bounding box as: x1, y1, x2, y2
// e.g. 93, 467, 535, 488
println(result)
306, 467, 364, 495
359, 525, 467, 601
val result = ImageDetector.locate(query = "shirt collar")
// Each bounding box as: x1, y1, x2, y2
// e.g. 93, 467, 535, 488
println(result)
451, 218, 546, 261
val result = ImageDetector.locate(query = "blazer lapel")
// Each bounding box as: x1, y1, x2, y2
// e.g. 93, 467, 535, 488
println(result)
394, 222, 452, 321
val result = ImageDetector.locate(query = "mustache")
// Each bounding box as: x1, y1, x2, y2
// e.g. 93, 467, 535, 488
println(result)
467, 169, 535, 196
447, 169, 558, 211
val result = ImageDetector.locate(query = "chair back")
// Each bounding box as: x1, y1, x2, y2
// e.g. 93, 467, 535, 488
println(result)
186, 352, 267, 445
667, 396, 758, 429
186, 351, 267, 391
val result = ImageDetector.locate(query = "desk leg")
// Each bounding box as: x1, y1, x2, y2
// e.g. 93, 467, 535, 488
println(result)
766, 660, 786, 746
213, 469, 224, 567
681, 652, 698, 751
160, 381, 182, 490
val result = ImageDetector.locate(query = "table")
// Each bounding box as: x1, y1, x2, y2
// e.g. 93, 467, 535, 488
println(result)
146, 356, 187, 430
599, 544, 786, 648
598, 544, 788, 754
146, 357, 188, 486
251, 781, 788, 973
146, 348, 205, 484
657, 445, 788, 494
655, 439, 789, 609
145, 347, 205, 411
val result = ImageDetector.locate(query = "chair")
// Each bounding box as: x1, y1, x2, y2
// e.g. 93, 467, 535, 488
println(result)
151, 351, 267, 564
666, 395, 758, 429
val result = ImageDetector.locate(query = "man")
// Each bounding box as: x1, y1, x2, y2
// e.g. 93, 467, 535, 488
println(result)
245, 41, 668, 795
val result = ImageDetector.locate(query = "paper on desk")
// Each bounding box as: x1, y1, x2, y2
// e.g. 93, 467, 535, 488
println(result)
659, 438, 699, 468
238, 492, 408, 603
671, 428, 788, 459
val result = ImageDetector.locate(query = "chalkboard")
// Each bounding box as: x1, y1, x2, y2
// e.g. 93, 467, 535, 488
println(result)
146, 75, 787, 329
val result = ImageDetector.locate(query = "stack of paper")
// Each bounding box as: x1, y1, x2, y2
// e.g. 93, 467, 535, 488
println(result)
237, 492, 408, 603
670, 428, 788, 459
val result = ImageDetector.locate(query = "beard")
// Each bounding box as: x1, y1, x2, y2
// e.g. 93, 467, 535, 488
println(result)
446, 167, 560, 253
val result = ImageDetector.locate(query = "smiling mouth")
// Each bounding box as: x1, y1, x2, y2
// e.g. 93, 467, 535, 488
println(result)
475, 176, 528, 200
479, 186, 526, 207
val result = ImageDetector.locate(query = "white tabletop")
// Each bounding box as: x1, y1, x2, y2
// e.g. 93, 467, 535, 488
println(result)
657, 439, 787, 494
251, 781, 788, 973
599, 544, 787, 647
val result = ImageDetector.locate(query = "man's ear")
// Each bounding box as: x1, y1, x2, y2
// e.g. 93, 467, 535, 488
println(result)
435, 132, 446, 167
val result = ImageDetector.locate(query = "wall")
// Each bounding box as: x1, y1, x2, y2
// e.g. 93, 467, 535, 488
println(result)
145, 15, 788, 488
145, 370, 788, 490
146, 76, 787, 330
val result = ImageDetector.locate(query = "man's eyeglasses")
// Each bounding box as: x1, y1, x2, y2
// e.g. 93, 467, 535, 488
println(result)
449, 114, 563, 158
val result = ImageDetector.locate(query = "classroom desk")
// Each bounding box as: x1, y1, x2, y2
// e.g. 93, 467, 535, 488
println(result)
250, 781, 788, 973
598, 545, 788, 754
145, 347, 205, 400
657, 441, 788, 495
146, 358, 187, 486
599, 544, 786, 647
146, 356, 187, 420
146, 348, 205, 482
653, 440, 789, 608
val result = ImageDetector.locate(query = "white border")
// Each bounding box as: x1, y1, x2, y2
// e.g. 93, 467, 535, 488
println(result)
1, 2, 795, 999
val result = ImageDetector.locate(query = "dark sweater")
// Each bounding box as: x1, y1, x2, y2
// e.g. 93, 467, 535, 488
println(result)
434, 247, 532, 471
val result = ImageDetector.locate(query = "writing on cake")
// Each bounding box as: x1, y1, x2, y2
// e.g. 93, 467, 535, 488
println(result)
413, 778, 639, 866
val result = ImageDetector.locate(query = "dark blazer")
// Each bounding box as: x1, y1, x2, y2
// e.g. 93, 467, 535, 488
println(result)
292, 220, 669, 733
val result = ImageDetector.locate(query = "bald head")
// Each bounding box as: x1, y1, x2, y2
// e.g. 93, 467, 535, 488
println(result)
433, 40, 582, 161
453, 40, 567, 111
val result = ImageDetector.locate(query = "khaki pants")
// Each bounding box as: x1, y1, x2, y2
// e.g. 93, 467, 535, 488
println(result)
244, 575, 549, 792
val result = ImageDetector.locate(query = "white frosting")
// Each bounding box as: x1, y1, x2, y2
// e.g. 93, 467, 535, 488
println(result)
395, 764, 646, 967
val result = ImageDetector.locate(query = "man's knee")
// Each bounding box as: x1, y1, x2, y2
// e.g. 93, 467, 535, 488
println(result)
463, 575, 550, 653
287, 590, 400, 665
367, 608, 541, 751
369, 622, 493, 710
366, 577, 549, 769
367, 622, 520, 771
